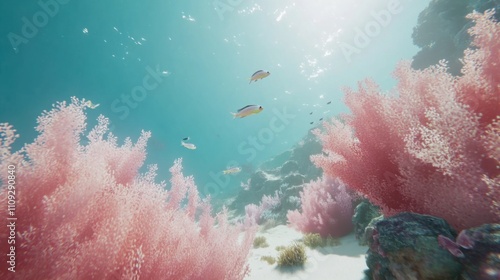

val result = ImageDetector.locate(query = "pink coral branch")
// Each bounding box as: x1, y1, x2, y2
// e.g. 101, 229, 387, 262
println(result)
0, 98, 255, 279
287, 176, 353, 237
311, 11, 500, 230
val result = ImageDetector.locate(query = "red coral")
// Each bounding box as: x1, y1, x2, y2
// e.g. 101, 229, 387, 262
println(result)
311, 11, 500, 231
287, 176, 353, 237
0, 98, 255, 279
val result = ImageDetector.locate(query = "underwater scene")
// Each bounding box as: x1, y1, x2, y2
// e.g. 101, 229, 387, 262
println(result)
1, 0, 499, 279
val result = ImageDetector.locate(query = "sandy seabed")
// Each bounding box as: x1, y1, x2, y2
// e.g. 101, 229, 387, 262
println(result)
245, 225, 368, 280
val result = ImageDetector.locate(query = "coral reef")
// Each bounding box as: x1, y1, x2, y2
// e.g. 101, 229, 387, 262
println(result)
352, 200, 382, 245
366, 213, 500, 279
277, 243, 307, 267
312, 11, 500, 231
0, 98, 255, 279
231, 130, 323, 225
439, 224, 500, 279
287, 176, 354, 238
412, 0, 500, 75
241, 190, 282, 228
364, 212, 462, 279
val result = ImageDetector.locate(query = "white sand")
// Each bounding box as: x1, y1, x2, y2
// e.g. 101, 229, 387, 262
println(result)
245, 225, 368, 280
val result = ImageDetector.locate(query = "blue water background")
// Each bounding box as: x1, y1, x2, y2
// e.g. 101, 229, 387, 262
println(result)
0, 0, 430, 200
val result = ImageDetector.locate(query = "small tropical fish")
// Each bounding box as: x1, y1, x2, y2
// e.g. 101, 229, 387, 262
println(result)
231, 105, 263, 118
310, 121, 314, 125
249, 70, 270, 84
223, 167, 241, 175
456, 230, 474, 249
182, 137, 190, 141
327, 101, 331, 105
438, 235, 464, 258
309, 112, 313, 115
181, 140, 196, 150
319, 118, 323, 121
86, 100, 100, 109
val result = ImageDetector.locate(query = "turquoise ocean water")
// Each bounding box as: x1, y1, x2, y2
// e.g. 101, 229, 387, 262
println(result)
0, 0, 430, 201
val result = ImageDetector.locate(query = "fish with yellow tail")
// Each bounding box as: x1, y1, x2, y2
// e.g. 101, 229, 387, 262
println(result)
249, 70, 270, 84
231, 105, 263, 119
85, 100, 100, 109
223, 167, 241, 175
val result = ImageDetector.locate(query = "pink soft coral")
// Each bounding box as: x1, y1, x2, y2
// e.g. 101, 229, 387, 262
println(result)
287, 176, 353, 237
242, 190, 281, 228
311, 11, 500, 231
0, 98, 255, 279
